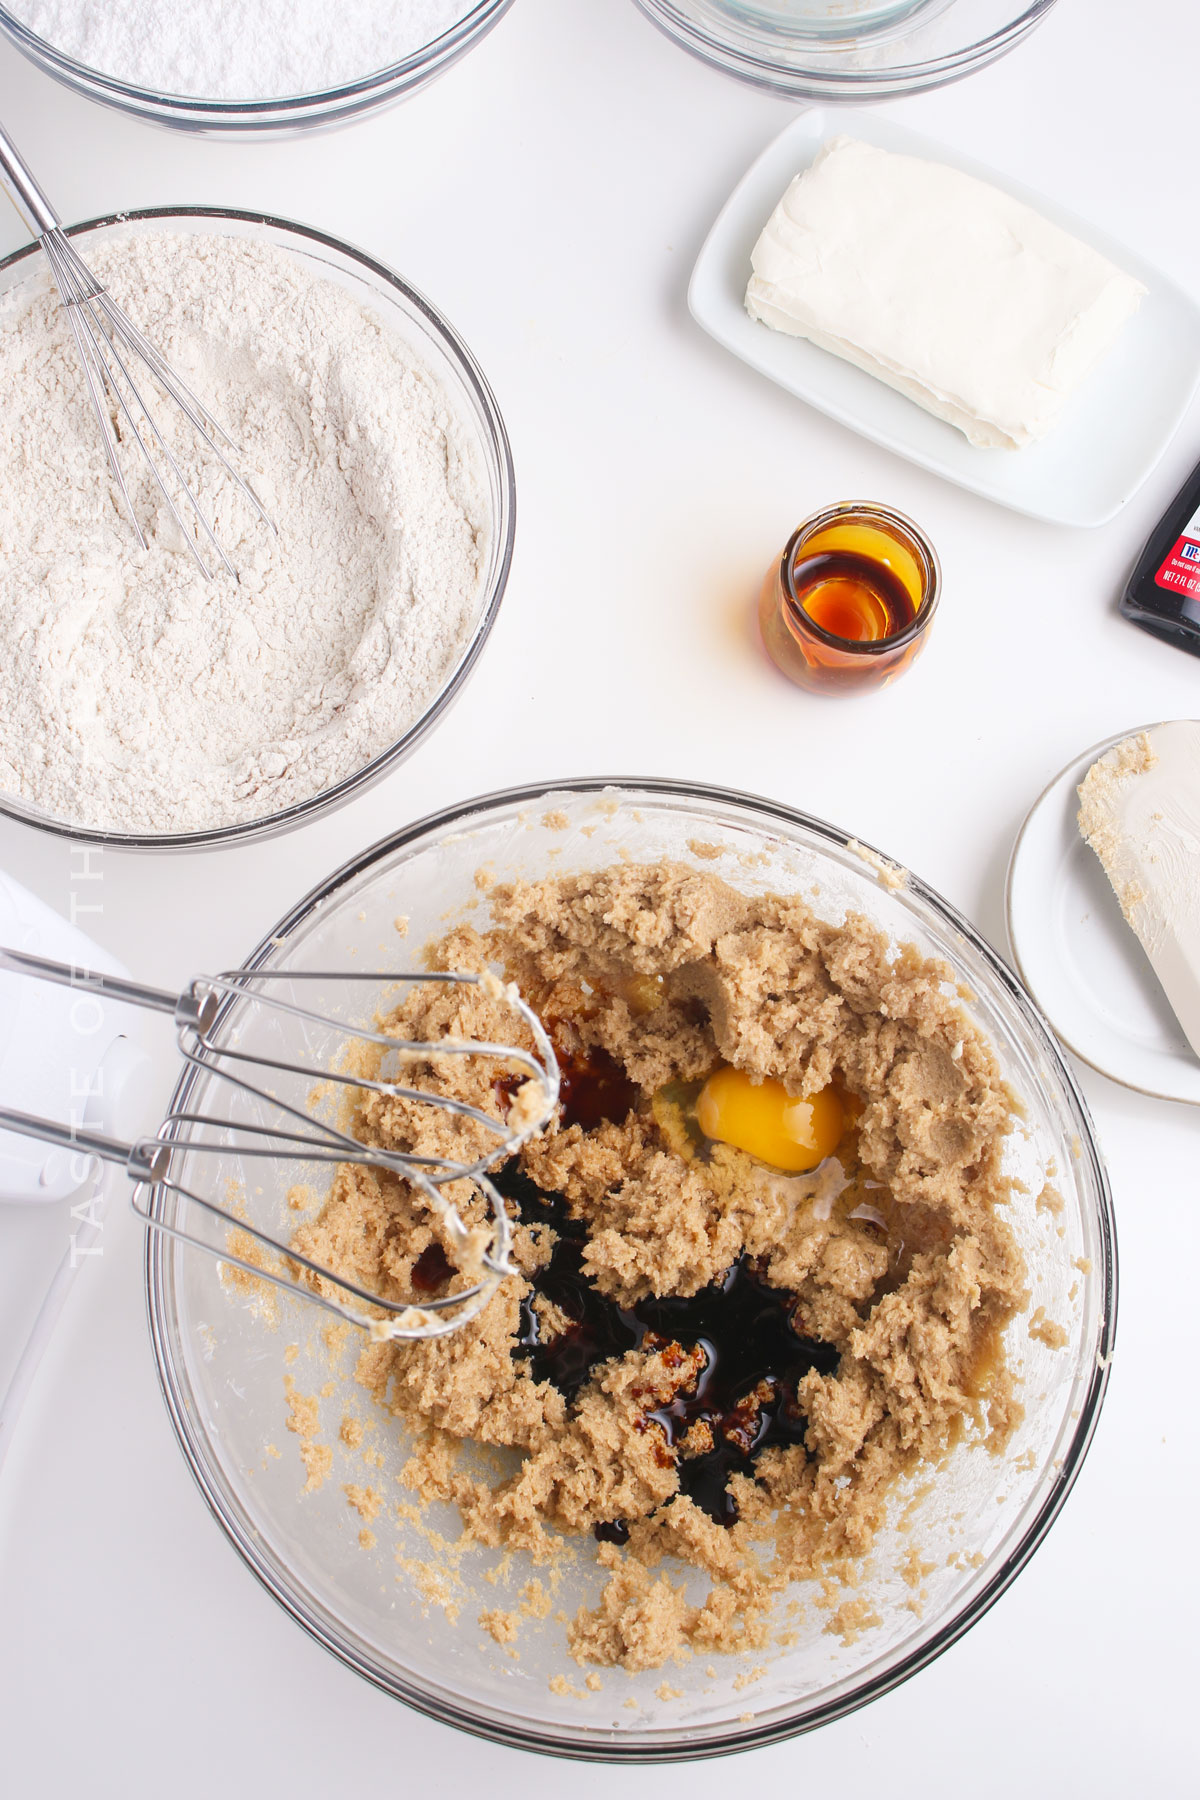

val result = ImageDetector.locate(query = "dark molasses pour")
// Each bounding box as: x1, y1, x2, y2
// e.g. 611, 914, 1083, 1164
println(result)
491, 1159, 840, 1533
558, 1042, 640, 1132
494, 1036, 638, 1134
636, 1260, 839, 1528
410, 1241, 455, 1294
500, 1164, 641, 1399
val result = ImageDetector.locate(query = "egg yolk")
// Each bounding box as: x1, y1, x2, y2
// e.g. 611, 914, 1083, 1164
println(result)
695, 1066, 843, 1173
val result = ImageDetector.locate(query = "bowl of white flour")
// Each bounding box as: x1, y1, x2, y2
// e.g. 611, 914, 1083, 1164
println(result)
0, 1, 513, 133
0, 208, 515, 848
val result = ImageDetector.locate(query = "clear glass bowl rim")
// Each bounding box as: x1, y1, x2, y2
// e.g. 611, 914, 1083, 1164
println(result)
0, 0, 515, 128
631, 0, 1061, 96
145, 774, 1118, 1762
0, 205, 516, 852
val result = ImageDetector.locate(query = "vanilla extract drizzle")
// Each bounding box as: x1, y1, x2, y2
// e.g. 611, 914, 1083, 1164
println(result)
490, 1162, 840, 1533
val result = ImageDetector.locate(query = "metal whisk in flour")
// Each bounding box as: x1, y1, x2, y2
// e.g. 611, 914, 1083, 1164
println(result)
0, 230, 487, 837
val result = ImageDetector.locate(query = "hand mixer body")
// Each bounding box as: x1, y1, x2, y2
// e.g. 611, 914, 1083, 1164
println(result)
0, 873, 157, 1474
0, 870, 151, 1204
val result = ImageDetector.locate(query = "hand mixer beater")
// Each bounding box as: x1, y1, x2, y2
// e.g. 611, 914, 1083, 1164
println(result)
0, 947, 561, 1342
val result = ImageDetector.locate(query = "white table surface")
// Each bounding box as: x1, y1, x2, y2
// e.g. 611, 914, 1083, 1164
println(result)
1, 0, 1197, 1790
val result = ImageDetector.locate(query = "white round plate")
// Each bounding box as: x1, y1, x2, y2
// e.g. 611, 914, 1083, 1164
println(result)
1006, 722, 1200, 1106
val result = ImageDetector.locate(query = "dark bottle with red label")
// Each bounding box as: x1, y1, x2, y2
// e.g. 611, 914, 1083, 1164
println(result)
1120, 458, 1200, 656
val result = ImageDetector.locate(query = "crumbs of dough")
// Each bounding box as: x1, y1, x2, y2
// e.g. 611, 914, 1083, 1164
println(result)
566, 1561, 698, 1673
288, 861, 1028, 1672
824, 1598, 883, 1645
480, 1608, 520, 1645
220, 1227, 280, 1324
520, 1579, 553, 1619
359, 1528, 377, 1550
847, 838, 908, 891
953, 1549, 986, 1570
340, 1415, 364, 1447
656, 1682, 684, 1702
901, 1547, 935, 1589
897, 1481, 936, 1534
1028, 1307, 1069, 1350
343, 1483, 383, 1521
733, 1666, 766, 1692
299, 1443, 331, 1490
543, 810, 570, 831
687, 839, 726, 860
396, 1556, 461, 1619
284, 1376, 332, 1492
1036, 1182, 1064, 1216
549, 1673, 588, 1698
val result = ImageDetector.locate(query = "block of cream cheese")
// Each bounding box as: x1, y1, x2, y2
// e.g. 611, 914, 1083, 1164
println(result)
1077, 722, 1200, 1059
745, 136, 1148, 451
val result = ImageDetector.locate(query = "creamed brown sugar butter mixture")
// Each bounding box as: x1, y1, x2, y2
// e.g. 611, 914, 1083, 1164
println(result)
293, 862, 1028, 1670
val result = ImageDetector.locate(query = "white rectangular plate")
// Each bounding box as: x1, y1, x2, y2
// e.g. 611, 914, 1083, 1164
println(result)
688, 111, 1200, 528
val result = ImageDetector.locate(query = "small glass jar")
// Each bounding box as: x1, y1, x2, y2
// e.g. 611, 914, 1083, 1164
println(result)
759, 501, 940, 695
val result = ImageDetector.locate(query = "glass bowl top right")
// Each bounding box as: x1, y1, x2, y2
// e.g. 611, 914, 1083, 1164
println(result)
631, 0, 1061, 101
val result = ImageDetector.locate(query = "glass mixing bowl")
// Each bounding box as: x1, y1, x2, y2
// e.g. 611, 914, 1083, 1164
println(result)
0, 1, 515, 135
0, 207, 515, 853
145, 779, 1115, 1759
632, 0, 1060, 100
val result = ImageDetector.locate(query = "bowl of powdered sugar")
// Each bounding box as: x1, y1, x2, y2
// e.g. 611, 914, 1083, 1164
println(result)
0, 208, 514, 848
0, 1, 513, 133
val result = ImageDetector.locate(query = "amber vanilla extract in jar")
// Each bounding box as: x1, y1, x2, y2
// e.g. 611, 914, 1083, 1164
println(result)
759, 502, 939, 694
